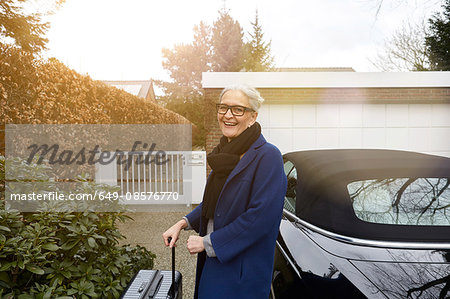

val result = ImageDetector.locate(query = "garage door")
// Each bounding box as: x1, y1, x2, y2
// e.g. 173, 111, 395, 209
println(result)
259, 103, 450, 157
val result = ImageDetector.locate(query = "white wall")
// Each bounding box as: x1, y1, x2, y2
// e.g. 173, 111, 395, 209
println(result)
259, 103, 450, 158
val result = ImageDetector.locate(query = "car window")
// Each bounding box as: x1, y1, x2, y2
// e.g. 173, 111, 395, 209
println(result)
348, 178, 450, 226
283, 160, 297, 213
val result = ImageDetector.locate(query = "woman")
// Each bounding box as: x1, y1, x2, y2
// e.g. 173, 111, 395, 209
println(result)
163, 85, 287, 299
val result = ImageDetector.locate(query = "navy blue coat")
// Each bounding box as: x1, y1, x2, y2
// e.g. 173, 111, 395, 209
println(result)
186, 134, 287, 299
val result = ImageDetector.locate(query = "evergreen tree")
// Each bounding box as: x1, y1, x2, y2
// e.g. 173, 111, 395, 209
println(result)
242, 10, 274, 71
426, 0, 450, 70
210, 8, 245, 72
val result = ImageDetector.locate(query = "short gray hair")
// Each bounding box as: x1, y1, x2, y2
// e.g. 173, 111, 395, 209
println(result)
219, 84, 264, 112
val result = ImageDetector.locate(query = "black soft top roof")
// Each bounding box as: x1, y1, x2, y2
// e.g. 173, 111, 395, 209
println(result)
284, 149, 450, 242
285, 149, 450, 186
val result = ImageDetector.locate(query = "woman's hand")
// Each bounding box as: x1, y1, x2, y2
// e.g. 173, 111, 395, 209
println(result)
162, 219, 187, 248
187, 235, 205, 254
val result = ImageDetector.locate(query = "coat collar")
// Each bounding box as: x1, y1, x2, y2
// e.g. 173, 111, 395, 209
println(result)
222, 134, 266, 186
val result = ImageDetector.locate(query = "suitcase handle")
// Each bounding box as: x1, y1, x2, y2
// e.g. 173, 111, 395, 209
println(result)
167, 237, 176, 298
135, 270, 162, 299
147, 271, 163, 298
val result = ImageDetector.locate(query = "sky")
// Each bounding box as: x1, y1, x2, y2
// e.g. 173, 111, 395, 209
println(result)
42, 0, 443, 86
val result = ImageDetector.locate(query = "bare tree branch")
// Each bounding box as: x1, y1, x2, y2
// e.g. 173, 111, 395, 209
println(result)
392, 178, 417, 213
370, 19, 430, 71
407, 274, 450, 298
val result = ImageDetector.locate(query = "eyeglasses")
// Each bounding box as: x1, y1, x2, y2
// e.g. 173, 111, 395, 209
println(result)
216, 104, 254, 116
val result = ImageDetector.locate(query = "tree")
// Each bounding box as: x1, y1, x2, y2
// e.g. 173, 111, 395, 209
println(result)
0, 0, 62, 53
160, 21, 212, 101
159, 9, 245, 147
371, 20, 430, 71
242, 10, 274, 71
366, 0, 442, 19
158, 22, 212, 147
158, 8, 274, 147
210, 8, 245, 72
426, 0, 450, 70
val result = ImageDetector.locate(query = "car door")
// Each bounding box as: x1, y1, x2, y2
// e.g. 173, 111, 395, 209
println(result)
273, 158, 369, 299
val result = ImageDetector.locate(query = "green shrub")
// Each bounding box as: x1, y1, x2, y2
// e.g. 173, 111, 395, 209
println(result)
0, 157, 156, 298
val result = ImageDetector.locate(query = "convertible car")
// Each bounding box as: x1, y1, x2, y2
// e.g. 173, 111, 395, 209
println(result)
271, 149, 450, 299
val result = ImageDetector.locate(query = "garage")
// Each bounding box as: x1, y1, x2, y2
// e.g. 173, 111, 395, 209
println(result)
202, 72, 450, 158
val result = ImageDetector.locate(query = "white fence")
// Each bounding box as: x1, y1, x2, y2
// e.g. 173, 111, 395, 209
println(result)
95, 151, 206, 205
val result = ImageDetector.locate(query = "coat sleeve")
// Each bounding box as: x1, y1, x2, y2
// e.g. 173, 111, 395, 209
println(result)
185, 202, 202, 233
210, 146, 287, 264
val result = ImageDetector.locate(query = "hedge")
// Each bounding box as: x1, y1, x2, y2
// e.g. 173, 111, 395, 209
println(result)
0, 44, 190, 126
0, 44, 189, 298
0, 43, 191, 154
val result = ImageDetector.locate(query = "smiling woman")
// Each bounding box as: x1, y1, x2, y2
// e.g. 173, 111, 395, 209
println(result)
163, 84, 287, 299
216, 86, 263, 141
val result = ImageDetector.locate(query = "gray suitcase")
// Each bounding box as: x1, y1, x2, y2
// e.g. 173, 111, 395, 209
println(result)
121, 239, 182, 299
120, 269, 182, 299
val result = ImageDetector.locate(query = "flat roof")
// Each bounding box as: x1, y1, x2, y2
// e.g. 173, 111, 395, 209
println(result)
202, 72, 450, 88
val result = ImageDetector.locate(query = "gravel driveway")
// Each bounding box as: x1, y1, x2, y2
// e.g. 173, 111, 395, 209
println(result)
118, 207, 198, 298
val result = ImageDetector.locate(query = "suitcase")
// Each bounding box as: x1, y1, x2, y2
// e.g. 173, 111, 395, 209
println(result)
121, 238, 182, 299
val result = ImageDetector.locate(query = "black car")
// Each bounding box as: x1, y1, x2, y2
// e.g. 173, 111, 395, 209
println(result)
271, 149, 450, 299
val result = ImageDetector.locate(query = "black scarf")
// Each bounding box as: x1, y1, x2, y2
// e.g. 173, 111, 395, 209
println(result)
202, 122, 261, 219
